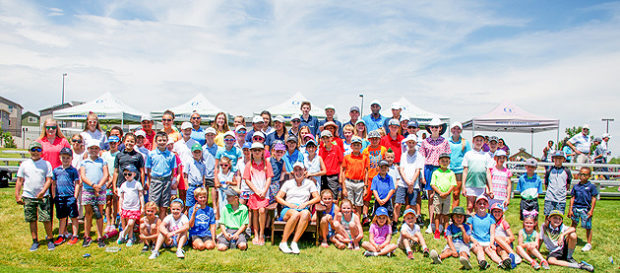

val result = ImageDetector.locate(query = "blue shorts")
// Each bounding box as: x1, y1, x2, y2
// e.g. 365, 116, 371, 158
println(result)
543, 200, 566, 216
394, 186, 418, 206
423, 165, 439, 191
279, 204, 309, 220
571, 207, 592, 229
54, 196, 79, 219
163, 234, 188, 248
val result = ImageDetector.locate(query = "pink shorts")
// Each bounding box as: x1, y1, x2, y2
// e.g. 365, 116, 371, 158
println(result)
247, 194, 269, 210
121, 209, 141, 220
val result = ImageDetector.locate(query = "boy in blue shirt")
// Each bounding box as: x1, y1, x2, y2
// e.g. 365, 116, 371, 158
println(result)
188, 187, 217, 251
52, 147, 80, 246
568, 167, 598, 252
516, 158, 543, 220
544, 151, 572, 216
371, 160, 395, 217
146, 131, 177, 218
184, 143, 207, 209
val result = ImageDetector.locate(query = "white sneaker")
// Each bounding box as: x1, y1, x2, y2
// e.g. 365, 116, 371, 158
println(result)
148, 251, 159, 259
460, 256, 472, 270
176, 248, 185, 259
279, 242, 292, 254
430, 250, 441, 264
582, 243, 592, 252
425, 225, 433, 234
514, 254, 522, 264
290, 242, 300, 254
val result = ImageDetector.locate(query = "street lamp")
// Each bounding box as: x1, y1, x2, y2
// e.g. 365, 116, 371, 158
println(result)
359, 94, 364, 117
61, 73, 67, 104
601, 118, 614, 133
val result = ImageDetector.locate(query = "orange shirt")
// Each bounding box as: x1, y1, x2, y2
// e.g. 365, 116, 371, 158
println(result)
362, 145, 387, 181
343, 152, 366, 180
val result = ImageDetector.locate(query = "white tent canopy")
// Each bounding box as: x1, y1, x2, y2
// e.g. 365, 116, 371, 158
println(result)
462, 102, 559, 133
256, 92, 326, 120
53, 92, 145, 125
151, 93, 226, 122
383, 97, 449, 125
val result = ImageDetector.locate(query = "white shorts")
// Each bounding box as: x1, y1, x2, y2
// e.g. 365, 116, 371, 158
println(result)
476, 241, 491, 247
466, 187, 485, 197
443, 242, 470, 255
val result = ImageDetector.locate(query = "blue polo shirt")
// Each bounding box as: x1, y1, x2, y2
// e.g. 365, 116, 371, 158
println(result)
362, 114, 387, 132
52, 165, 80, 197
265, 131, 287, 147
145, 148, 176, 177
202, 151, 216, 179
300, 115, 320, 136
283, 149, 304, 172
270, 157, 285, 182
370, 173, 395, 199
190, 127, 206, 146
188, 205, 216, 237
202, 143, 218, 158
215, 146, 242, 172
183, 158, 206, 186
571, 181, 598, 210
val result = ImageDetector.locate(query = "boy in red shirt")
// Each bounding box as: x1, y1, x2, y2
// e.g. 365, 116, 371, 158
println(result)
319, 130, 344, 199
380, 119, 404, 164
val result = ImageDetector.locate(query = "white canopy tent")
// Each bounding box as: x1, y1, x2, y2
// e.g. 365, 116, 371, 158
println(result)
256, 92, 326, 120
383, 97, 450, 125
151, 93, 227, 122
462, 102, 560, 153
53, 92, 145, 126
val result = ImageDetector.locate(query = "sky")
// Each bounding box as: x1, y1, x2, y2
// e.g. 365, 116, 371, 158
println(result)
1, 0, 619, 158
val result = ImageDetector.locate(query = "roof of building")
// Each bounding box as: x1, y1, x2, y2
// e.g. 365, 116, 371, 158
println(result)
0, 96, 23, 109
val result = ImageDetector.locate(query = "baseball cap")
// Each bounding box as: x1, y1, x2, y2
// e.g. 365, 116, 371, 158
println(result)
141, 115, 152, 122
123, 165, 138, 173
273, 115, 285, 123
107, 136, 120, 143
378, 160, 389, 167
403, 208, 416, 217
475, 195, 488, 204
191, 143, 202, 152
602, 133, 611, 139
134, 130, 146, 138
473, 133, 485, 140
320, 130, 333, 138
181, 122, 192, 130
407, 120, 419, 128
368, 130, 381, 139
375, 207, 388, 217
349, 106, 360, 113
59, 147, 73, 156
252, 116, 264, 123
489, 136, 499, 143
490, 203, 504, 212
524, 158, 538, 167
388, 119, 400, 127
250, 142, 264, 150
551, 150, 566, 159
351, 136, 363, 144
404, 134, 417, 143
273, 142, 286, 151
235, 125, 246, 132
582, 124, 590, 130
493, 150, 507, 158
306, 139, 317, 147
224, 187, 239, 197
290, 114, 301, 121
390, 103, 401, 110
355, 119, 366, 125
223, 131, 235, 139
166, 138, 175, 145
205, 127, 217, 135
548, 210, 564, 218
451, 122, 463, 130
438, 153, 451, 160
242, 142, 252, 150
292, 161, 305, 169
303, 134, 315, 141
286, 136, 298, 143
593, 137, 602, 143
252, 131, 265, 139
370, 100, 381, 107
86, 139, 100, 149
324, 104, 335, 111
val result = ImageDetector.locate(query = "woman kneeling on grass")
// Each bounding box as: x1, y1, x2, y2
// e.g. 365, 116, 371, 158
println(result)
276, 162, 320, 254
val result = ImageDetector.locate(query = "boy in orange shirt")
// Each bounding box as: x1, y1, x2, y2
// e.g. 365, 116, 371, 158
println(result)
362, 130, 387, 225
341, 137, 367, 215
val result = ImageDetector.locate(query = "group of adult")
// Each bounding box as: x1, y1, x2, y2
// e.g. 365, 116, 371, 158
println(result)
543, 125, 612, 165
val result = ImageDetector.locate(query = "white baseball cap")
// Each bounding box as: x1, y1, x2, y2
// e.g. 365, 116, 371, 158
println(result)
252, 116, 264, 123
273, 115, 285, 123
205, 127, 217, 135
451, 121, 463, 130
86, 139, 100, 149
390, 103, 402, 110
324, 104, 335, 111
134, 130, 146, 138
180, 122, 192, 130
370, 100, 381, 107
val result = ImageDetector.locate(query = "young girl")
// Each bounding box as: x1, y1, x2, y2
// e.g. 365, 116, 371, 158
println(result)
117, 165, 144, 247
489, 150, 512, 208
243, 142, 273, 245
237, 142, 252, 205
215, 156, 235, 219
269, 142, 287, 203
296, 127, 311, 152
303, 140, 326, 190
333, 199, 363, 250
80, 112, 107, 151
140, 202, 161, 252
70, 134, 86, 168
102, 136, 120, 237
362, 207, 398, 257
149, 199, 189, 259
80, 140, 109, 248
354, 120, 368, 139
516, 211, 549, 270
490, 203, 518, 269
318, 189, 340, 248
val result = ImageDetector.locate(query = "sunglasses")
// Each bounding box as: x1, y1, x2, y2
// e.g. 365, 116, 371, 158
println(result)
45, 126, 57, 130
162, 119, 173, 122
429, 126, 439, 129
579, 173, 590, 176
190, 117, 201, 120
220, 164, 229, 167
253, 137, 264, 140
237, 130, 247, 134
224, 138, 235, 142
123, 172, 133, 177
30, 147, 42, 152
291, 120, 300, 123
71, 139, 82, 143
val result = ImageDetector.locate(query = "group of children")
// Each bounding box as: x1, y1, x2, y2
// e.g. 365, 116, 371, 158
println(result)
15, 126, 598, 271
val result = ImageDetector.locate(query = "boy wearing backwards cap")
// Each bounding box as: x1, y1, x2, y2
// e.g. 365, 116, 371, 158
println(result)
544, 151, 572, 217
52, 147, 81, 246
341, 136, 367, 215
516, 158, 543, 220
16, 142, 55, 251
80, 139, 109, 248
398, 208, 430, 260
542, 210, 594, 271
430, 153, 457, 240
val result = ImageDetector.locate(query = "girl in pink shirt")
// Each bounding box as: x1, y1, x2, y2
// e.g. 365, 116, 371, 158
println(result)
243, 143, 273, 246
489, 151, 512, 208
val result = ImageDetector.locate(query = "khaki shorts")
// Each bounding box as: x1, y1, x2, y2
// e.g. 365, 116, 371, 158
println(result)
24, 196, 52, 222
345, 179, 365, 207
433, 194, 451, 215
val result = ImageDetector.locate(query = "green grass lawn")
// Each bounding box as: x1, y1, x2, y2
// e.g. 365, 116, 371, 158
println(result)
1, 187, 619, 272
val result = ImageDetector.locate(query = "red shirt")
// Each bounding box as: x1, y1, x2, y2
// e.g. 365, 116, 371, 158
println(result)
141, 129, 155, 150
319, 143, 344, 176
37, 137, 71, 169
380, 134, 405, 163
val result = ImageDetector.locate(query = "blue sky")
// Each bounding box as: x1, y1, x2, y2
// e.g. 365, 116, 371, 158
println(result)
1, 0, 619, 157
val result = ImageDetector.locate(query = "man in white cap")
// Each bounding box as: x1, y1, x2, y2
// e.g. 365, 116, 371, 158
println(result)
343, 106, 361, 128
319, 104, 343, 138
174, 122, 199, 166
245, 116, 265, 143
189, 112, 206, 146
383, 103, 403, 134
567, 125, 591, 164
299, 101, 320, 136
362, 100, 387, 132
138, 115, 155, 150
601, 133, 611, 162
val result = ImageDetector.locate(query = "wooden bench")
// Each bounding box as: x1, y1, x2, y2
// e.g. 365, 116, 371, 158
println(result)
269, 203, 326, 246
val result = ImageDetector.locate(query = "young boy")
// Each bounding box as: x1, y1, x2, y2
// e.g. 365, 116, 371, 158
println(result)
362, 130, 387, 224
568, 167, 598, 252
146, 131, 177, 218
398, 209, 429, 260
542, 210, 594, 272
430, 153, 457, 240
52, 147, 80, 246
430, 206, 472, 270
544, 151, 572, 217
516, 158, 543, 220
188, 187, 217, 251
319, 130, 344, 198
341, 136, 366, 216
467, 195, 507, 270
384, 149, 401, 232
149, 199, 190, 259
396, 134, 423, 222
370, 160, 396, 216
184, 143, 207, 209
462, 134, 494, 214
217, 188, 249, 251
15, 142, 54, 251
80, 139, 110, 248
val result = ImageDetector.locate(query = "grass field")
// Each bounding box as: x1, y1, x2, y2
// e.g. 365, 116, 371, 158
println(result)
1, 186, 619, 272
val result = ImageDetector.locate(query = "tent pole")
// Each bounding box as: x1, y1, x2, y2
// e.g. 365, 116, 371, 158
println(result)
556, 121, 560, 149
530, 130, 534, 155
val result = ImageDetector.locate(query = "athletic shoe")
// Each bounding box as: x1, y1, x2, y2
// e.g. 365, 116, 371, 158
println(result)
29, 241, 39, 252
460, 256, 473, 270
509, 253, 517, 269
176, 248, 185, 259
97, 238, 106, 248
407, 251, 414, 260
515, 254, 522, 264
54, 236, 66, 246
479, 260, 490, 270
531, 260, 541, 270
434, 229, 440, 240
581, 243, 592, 252
279, 242, 292, 254
500, 258, 511, 269
126, 239, 134, 247
425, 225, 433, 234
422, 248, 430, 257
290, 242, 300, 254
82, 237, 92, 247
68, 236, 79, 246
430, 250, 441, 264
148, 251, 159, 259
541, 260, 550, 270
579, 261, 594, 272
363, 251, 376, 257
386, 252, 392, 257
142, 243, 150, 252
117, 232, 126, 245
362, 217, 371, 226
47, 240, 55, 251
567, 257, 578, 264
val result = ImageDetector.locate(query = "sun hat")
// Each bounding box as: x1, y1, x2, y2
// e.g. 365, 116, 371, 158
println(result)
473, 133, 485, 140
425, 117, 447, 135
582, 124, 590, 130
273, 141, 286, 151
180, 122, 192, 130
368, 130, 381, 139
448, 207, 470, 218
250, 142, 264, 150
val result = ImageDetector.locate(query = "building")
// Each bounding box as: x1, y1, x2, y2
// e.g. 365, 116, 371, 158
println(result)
0, 96, 23, 137
39, 101, 84, 129
509, 148, 539, 162
21, 111, 40, 126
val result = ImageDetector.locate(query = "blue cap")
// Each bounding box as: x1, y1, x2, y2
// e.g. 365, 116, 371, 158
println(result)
375, 207, 389, 217
123, 165, 138, 173
242, 142, 252, 150
108, 136, 120, 143
551, 150, 566, 159
403, 208, 416, 217
59, 147, 73, 156
407, 120, 419, 128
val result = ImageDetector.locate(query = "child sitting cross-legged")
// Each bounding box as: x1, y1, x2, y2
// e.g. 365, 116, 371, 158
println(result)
362, 207, 397, 257
217, 188, 249, 251
430, 206, 473, 269
139, 202, 161, 252
331, 199, 363, 250
398, 208, 430, 260
516, 210, 549, 270
149, 199, 189, 259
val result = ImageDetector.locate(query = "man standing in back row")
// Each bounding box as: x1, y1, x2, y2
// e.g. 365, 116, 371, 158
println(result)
567, 125, 591, 164
362, 100, 387, 132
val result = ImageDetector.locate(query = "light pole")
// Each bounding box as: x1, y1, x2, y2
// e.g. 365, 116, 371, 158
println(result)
61, 73, 67, 104
602, 118, 614, 133
359, 94, 364, 117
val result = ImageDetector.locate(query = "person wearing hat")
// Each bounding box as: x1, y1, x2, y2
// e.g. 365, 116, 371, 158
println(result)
80, 138, 110, 248
37, 118, 71, 169
543, 150, 572, 217
447, 121, 470, 208
405, 120, 420, 139
429, 206, 472, 269
319, 130, 344, 198
591, 137, 607, 179
429, 153, 457, 240
212, 112, 231, 147
516, 158, 543, 220
133, 130, 150, 159
488, 150, 512, 210
234, 125, 247, 149
184, 143, 208, 210
466, 195, 497, 270
203, 127, 219, 157
244, 141, 273, 245
283, 136, 304, 176
483, 136, 499, 157
341, 136, 367, 214
601, 133, 611, 161
397, 208, 430, 260
173, 122, 200, 203
420, 117, 451, 232
268, 141, 287, 203
139, 115, 155, 150
371, 160, 396, 218
288, 114, 302, 138
461, 133, 494, 214
215, 131, 242, 174
117, 164, 144, 247
149, 198, 190, 259
265, 115, 288, 150
275, 161, 321, 254
217, 187, 249, 251
244, 116, 265, 144
541, 210, 594, 271
344, 106, 361, 128
101, 135, 121, 236
362, 100, 387, 133
567, 125, 592, 164
302, 138, 326, 190
380, 119, 405, 164
16, 141, 55, 251
51, 147, 81, 246
189, 112, 206, 146
361, 206, 398, 257
320, 105, 344, 138
321, 121, 345, 152
237, 142, 253, 204
382, 103, 403, 135
361, 130, 388, 224
299, 101, 320, 136
395, 134, 423, 224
